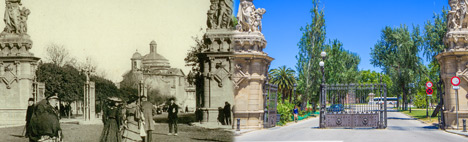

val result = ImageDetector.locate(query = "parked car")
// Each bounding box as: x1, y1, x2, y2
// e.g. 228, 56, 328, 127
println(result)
328, 104, 344, 112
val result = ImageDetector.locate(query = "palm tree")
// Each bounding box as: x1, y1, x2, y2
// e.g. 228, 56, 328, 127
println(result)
269, 66, 296, 103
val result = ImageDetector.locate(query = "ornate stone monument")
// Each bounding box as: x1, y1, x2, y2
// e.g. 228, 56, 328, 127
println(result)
0, 0, 40, 125
437, 0, 468, 129
199, 0, 235, 124
232, 0, 273, 129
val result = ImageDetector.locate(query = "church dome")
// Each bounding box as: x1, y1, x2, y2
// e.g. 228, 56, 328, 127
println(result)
142, 40, 170, 70
131, 50, 142, 60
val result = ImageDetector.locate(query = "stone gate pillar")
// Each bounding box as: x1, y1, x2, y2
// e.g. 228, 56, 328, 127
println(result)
232, 0, 273, 129
437, 0, 468, 129
0, 0, 40, 125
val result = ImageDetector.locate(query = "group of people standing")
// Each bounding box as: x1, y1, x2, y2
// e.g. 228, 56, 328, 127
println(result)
24, 94, 180, 142
99, 96, 179, 142
217, 102, 232, 125
25, 95, 62, 142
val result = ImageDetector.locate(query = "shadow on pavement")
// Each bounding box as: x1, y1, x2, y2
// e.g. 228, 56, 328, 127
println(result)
387, 117, 417, 120
191, 138, 226, 142
386, 125, 438, 131
9, 134, 24, 138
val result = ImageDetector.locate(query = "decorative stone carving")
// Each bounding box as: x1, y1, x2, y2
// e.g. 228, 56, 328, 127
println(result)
207, 0, 233, 29
236, 0, 266, 32
3, 0, 29, 34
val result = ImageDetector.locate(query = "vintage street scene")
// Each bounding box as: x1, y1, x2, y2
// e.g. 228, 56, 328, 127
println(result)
1, 0, 468, 142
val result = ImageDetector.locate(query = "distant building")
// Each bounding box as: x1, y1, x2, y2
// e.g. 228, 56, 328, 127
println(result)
121, 40, 195, 111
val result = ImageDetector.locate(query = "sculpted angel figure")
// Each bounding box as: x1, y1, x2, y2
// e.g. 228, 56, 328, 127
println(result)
3, 0, 22, 33
207, 2, 218, 29
449, 0, 460, 29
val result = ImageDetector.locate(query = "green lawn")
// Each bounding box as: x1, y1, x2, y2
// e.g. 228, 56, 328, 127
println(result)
399, 109, 438, 124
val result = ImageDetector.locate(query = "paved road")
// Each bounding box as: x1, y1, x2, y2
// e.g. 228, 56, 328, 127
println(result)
236, 110, 468, 142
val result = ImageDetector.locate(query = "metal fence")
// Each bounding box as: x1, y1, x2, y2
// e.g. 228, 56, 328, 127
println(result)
263, 83, 278, 128
320, 83, 387, 129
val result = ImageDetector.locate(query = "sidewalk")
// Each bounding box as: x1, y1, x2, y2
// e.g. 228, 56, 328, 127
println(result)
446, 129, 468, 137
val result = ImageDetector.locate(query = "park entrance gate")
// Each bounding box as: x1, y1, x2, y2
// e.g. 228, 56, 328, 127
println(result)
263, 83, 278, 128
319, 83, 387, 129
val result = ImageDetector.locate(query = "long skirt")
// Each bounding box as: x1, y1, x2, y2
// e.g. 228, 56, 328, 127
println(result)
100, 118, 122, 142
122, 116, 141, 142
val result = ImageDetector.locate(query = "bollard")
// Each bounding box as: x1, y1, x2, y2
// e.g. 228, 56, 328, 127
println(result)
463, 119, 467, 132
237, 118, 240, 131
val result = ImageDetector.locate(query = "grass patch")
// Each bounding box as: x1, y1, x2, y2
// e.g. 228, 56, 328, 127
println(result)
399, 109, 438, 124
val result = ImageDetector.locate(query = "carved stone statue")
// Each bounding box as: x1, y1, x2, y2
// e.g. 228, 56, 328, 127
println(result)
207, 0, 233, 29
207, 0, 219, 29
3, 0, 29, 34
236, 0, 265, 32
449, 0, 460, 29
217, 0, 233, 29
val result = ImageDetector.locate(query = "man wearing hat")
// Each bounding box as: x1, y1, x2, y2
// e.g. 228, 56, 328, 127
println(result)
167, 98, 179, 136
141, 96, 155, 142
25, 98, 35, 138
29, 94, 62, 142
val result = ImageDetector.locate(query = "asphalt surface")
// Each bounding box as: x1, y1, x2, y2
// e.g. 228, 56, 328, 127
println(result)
235, 109, 468, 142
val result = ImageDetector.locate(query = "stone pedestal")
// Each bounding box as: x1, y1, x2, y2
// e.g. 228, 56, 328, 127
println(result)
0, 34, 40, 125
199, 29, 235, 124
232, 31, 273, 129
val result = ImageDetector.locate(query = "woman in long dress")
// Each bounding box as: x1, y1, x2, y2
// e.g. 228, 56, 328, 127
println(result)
122, 99, 143, 142
100, 97, 124, 142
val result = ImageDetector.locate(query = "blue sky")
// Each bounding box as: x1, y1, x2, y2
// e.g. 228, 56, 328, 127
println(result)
235, 0, 449, 73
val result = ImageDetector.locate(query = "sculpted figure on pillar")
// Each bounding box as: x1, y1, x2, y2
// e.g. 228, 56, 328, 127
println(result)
207, 0, 219, 29
449, 0, 461, 29
207, 0, 233, 29
3, 0, 29, 34
218, 0, 233, 29
236, 0, 266, 32
448, 0, 468, 29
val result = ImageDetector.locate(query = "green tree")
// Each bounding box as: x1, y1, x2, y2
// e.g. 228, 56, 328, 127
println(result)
370, 25, 424, 111
323, 39, 360, 84
296, 0, 326, 108
421, 9, 448, 107
269, 66, 296, 103
36, 63, 86, 102
185, 36, 208, 108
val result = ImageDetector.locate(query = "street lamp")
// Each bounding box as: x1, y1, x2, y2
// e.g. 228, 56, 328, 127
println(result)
319, 51, 326, 128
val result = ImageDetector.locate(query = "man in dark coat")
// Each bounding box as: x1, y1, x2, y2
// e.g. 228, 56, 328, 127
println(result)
141, 96, 155, 142
29, 95, 62, 142
25, 98, 35, 138
224, 102, 231, 125
167, 98, 178, 136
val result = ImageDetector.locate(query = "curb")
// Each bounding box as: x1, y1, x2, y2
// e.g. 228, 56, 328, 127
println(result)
445, 130, 468, 138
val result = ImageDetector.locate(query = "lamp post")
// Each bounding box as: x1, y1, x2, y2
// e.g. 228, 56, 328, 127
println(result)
319, 51, 326, 128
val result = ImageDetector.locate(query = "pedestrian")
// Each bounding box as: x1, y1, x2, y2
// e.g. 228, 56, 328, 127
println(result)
167, 98, 179, 136
122, 98, 143, 142
141, 96, 155, 142
195, 108, 203, 124
224, 102, 231, 125
29, 94, 62, 142
293, 106, 299, 123
25, 98, 35, 138
100, 97, 124, 142
217, 107, 225, 125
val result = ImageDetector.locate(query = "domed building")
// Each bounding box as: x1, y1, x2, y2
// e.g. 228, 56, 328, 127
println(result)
121, 40, 195, 112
